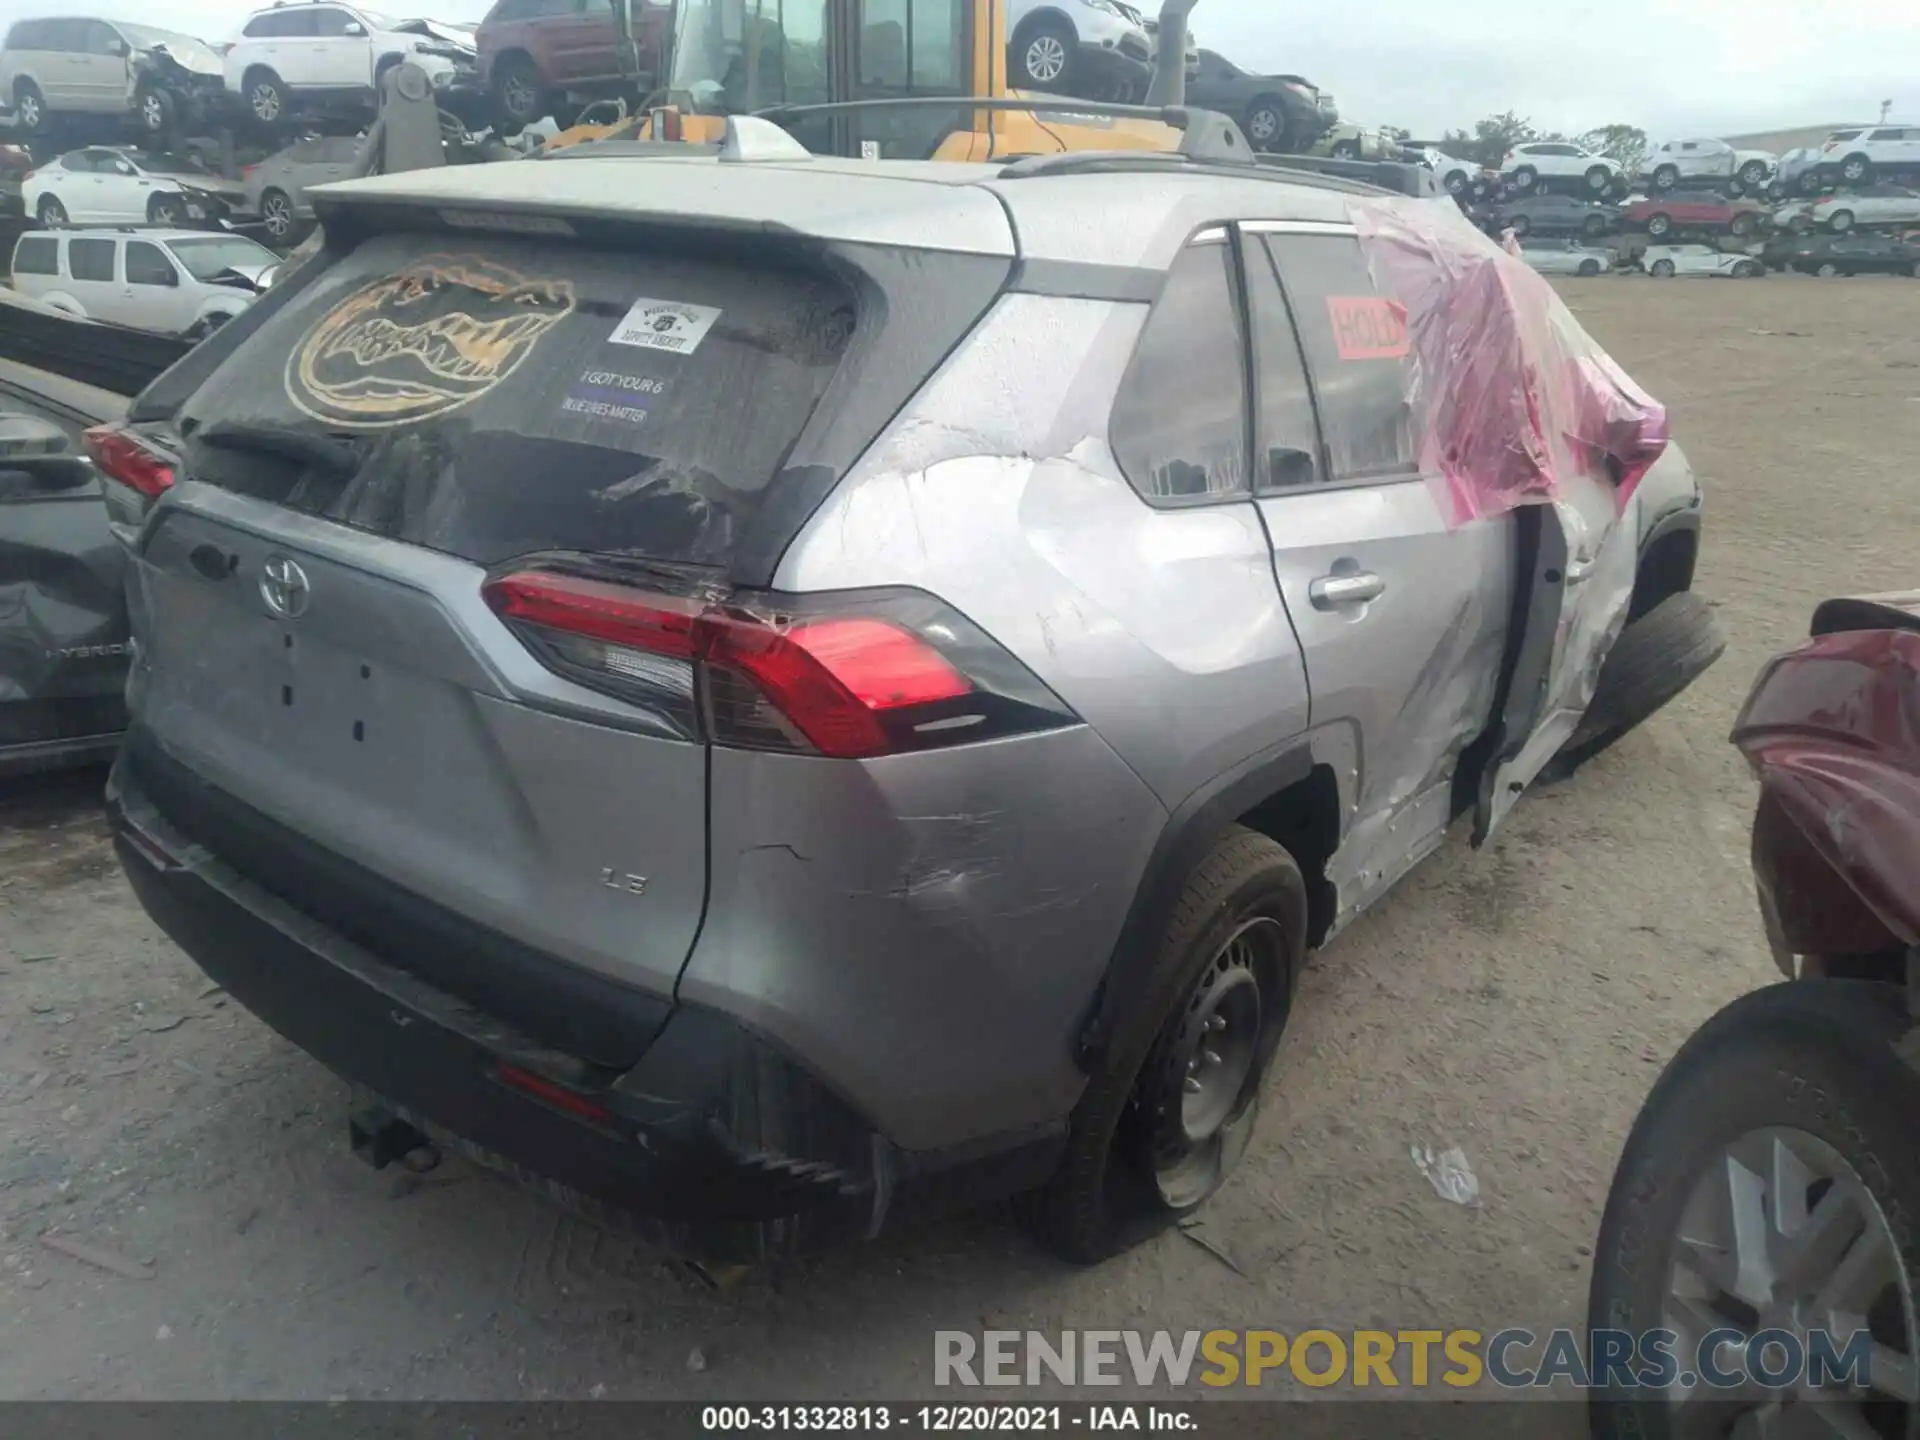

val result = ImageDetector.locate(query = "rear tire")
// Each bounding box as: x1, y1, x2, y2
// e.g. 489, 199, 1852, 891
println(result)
259, 187, 296, 243
1577, 259, 1602, 277
491, 55, 544, 128
1511, 164, 1537, 190
1738, 158, 1769, 188
245, 67, 287, 124
1646, 213, 1672, 238
1023, 827, 1304, 1264
1730, 212, 1757, 236
1582, 213, 1608, 239
1652, 163, 1678, 191
1817, 261, 1841, 277
1828, 209, 1855, 233
137, 83, 175, 136
148, 193, 188, 227
1587, 981, 1920, 1439
1011, 17, 1076, 94
1840, 153, 1871, 185
1244, 98, 1289, 154
1509, 212, 1532, 236
1330, 139, 1359, 160
1650, 259, 1676, 277
12, 78, 46, 134
1584, 165, 1611, 193
35, 194, 67, 227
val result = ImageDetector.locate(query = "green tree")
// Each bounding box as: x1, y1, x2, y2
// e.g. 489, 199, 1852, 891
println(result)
1440, 112, 1556, 168
1578, 124, 1649, 178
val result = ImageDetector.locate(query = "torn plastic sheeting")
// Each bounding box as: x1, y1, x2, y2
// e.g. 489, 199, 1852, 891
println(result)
1349, 197, 1669, 527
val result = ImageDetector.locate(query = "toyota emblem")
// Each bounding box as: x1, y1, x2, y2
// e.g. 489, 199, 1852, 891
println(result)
260, 554, 312, 620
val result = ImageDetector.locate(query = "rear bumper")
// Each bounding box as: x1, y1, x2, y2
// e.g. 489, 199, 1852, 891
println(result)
108, 747, 1063, 1262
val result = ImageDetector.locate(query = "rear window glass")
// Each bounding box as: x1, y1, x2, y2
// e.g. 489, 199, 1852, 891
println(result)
178, 233, 855, 569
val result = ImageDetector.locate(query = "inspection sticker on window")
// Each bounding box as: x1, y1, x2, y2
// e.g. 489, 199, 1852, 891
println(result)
1325, 296, 1410, 361
609, 297, 722, 355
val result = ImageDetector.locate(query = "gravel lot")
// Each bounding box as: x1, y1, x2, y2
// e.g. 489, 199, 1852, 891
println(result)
3, 274, 1917, 1405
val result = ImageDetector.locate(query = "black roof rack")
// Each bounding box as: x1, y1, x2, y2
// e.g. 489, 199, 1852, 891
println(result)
996, 148, 1442, 200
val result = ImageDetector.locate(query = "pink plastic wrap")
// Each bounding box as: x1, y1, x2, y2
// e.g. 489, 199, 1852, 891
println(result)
1350, 197, 1669, 526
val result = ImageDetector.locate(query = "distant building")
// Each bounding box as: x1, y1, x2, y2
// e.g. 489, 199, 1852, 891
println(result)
1720, 124, 1866, 153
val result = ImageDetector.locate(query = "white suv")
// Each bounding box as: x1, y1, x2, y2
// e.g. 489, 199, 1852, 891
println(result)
1820, 124, 1920, 187
9, 228, 279, 338
1643, 138, 1774, 192
1006, 0, 1154, 99
224, 2, 474, 124
1501, 141, 1622, 195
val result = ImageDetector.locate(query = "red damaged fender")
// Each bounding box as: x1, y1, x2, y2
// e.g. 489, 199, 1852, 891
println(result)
1731, 614, 1920, 963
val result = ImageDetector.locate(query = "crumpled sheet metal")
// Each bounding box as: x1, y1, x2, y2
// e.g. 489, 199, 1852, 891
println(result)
1349, 196, 1670, 527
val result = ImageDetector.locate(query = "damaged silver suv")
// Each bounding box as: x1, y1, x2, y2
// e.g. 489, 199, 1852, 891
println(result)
92, 119, 1721, 1264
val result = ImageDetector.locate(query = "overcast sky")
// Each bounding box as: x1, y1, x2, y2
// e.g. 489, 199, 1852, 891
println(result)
2, 0, 1912, 142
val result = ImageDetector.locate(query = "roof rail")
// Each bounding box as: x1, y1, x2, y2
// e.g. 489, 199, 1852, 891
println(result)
996, 149, 1443, 200
747, 97, 1253, 165
1255, 152, 1443, 199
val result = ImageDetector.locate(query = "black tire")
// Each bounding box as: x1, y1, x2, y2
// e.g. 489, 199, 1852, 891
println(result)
1840, 153, 1872, 186
1243, 97, 1289, 154
1817, 261, 1841, 278
1800, 169, 1825, 196
1509, 212, 1531, 236
1732, 260, 1760, 278
1010, 16, 1076, 94
1584, 165, 1611, 194
1730, 212, 1757, 237
1330, 139, 1359, 160
1738, 158, 1769, 188
1587, 981, 1920, 1439
1023, 827, 1305, 1264
1828, 209, 1855, 233
148, 193, 188, 227
136, 83, 175, 136
1653, 164, 1679, 191
35, 194, 67, 227
1583, 213, 1608, 239
1650, 259, 1676, 277
12, 78, 46, 134
490, 53, 545, 128
1578, 259, 1602, 277
259, 187, 297, 243
244, 67, 287, 124
1512, 164, 1537, 190
1553, 591, 1724, 774
1443, 168, 1469, 196
1647, 213, 1672, 238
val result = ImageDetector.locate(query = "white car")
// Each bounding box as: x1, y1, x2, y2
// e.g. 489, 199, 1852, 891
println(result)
1640, 243, 1765, 279
1419, 149, 1482, 197
1819, 124, 1920, 187
1643, 138, 1774, 192
9, 227, 278, 336
1518, 239, 1614, 276
1501, 141, 1621, 195
224, 1, 475, 124
1810, 184, 1920, 233
22, 146, 232, 227
1005, 0, 1154, 98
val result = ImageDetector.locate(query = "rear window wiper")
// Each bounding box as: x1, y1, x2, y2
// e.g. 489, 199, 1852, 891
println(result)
194, 420, 359, 477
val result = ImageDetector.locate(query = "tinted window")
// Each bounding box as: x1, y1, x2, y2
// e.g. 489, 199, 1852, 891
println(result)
12, 234, 58, 276
126, 241, 177, 286
5, 19, 47, 47
1262, 234, 1420, 481
168, 236, 279, 281
68, 238, 117, 283
178, 234, 858, 569
310, 8, 360, 36
1244, 239, 1321, 490
246, 10, 314, 37
1110, 240, 1250, 504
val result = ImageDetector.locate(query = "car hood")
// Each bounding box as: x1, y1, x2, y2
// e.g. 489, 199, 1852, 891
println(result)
135, 36, 224, 76
393, 18, 478, 53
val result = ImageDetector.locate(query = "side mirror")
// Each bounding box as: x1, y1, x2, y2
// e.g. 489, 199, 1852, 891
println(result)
343, 20, 365, 35
110, 39, 130, 57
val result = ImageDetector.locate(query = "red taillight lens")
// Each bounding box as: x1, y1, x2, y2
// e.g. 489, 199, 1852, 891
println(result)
495, 1064, 611, 1125
84, 424, 175, 499
482, 568, 1065, 760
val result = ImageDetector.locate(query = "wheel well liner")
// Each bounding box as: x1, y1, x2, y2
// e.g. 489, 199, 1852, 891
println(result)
1630, 523, 1698, 620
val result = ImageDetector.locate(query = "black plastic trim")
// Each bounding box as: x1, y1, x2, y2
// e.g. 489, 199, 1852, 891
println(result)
1009, 258, 1165, 303
1075, 738, 1314, 1071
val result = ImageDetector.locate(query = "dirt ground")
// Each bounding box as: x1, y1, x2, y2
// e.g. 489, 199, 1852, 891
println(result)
3, 274, 1918, 1407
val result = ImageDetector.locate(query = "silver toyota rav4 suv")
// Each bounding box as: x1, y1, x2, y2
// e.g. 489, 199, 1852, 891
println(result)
93, 120, 1719, 1265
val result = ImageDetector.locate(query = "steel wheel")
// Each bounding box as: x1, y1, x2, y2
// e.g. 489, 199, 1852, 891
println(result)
1023, 33, 1068, 84
1140, 917, 1282, 1210
1660, 1126, 1917, 1426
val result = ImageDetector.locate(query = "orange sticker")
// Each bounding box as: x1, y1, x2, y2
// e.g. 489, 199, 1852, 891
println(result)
1325, 296, 1410, 361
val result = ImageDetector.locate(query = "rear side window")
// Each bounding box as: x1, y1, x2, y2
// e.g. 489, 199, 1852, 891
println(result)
12, 234, 58, 276
68, 238, 117, 283
1109, 240, 1250, 504
178, 233, 857, 570
1260, 234, 1419, 481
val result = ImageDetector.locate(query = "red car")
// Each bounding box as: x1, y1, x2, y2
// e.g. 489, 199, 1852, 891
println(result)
1625, 193, 1765, 239
475, 0, 673, 134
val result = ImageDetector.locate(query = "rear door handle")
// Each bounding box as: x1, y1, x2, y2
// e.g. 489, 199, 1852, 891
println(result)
1309, 571, 1386, 610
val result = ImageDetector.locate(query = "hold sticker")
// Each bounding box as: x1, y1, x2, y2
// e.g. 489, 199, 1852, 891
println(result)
1325, 296, 1410, 361
286, 255, 576, 428
609, 298, 722, 355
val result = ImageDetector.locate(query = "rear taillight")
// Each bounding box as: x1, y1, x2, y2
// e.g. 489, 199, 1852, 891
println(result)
84, 423, 175, 499
482, 566, 1073, 760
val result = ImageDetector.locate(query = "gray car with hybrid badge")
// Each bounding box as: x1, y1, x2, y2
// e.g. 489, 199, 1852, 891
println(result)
88, 118, 1720, 1265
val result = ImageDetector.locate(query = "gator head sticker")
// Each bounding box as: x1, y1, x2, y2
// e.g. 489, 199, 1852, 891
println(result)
286, 255, 577, 427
